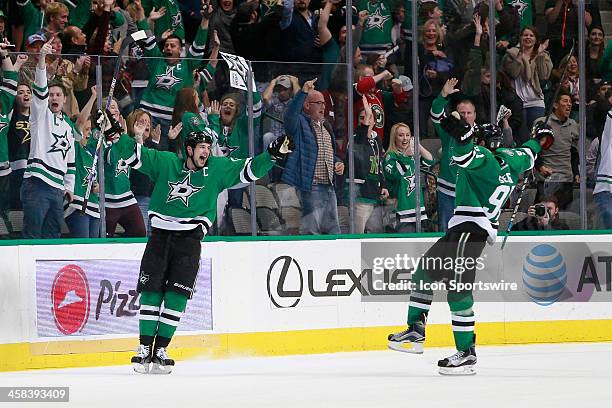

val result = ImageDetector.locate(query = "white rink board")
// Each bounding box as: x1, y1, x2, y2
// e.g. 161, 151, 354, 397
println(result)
2, 235, 612, 344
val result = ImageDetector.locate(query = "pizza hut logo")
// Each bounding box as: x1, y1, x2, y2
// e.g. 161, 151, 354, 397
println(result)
51, 264, 91, 335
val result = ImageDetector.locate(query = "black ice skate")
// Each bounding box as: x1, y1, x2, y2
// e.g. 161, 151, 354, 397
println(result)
131, 344, 152, 374
150, 347, 175, 374
387, 314, 426, 354
437, 346, 477, 376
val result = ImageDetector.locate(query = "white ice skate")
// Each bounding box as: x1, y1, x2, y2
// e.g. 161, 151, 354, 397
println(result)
437, 346, 477, 376
150, 347, 174, 375
131, 344, 152, 374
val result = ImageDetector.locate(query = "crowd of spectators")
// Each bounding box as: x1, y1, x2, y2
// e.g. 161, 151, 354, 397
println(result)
0, 0, 610, 239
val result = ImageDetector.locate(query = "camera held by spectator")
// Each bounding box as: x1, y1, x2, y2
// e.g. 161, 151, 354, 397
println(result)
513, 197, 570, 231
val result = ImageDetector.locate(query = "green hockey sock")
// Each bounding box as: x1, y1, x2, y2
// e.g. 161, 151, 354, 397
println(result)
156, 291, 189, 348
407, 266, 433, 325
449, 293, 476, 351
139, 291, 163, 345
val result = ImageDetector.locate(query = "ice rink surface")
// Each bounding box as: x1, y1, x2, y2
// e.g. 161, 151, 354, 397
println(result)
1, 342, 611, 408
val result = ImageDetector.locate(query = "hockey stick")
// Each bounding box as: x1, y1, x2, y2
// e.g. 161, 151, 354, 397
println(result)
501, 39, 575, 249
82, 30, 148, 212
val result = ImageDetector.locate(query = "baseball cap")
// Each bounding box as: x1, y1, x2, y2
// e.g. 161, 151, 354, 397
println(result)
275, 75, 292, 89
0, 10, 6, 20
398, 75, 413, 92
598, 79, 612, 88
26, 33, 47, 47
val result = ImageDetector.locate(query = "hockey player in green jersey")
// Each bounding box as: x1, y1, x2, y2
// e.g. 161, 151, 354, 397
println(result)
388, 79, 554, 375
98, 112, 293, 374
384, 122, 434, 233
430, 79, 478, 231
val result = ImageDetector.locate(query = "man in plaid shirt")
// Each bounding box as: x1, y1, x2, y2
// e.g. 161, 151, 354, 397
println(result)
282, 79, 345, 234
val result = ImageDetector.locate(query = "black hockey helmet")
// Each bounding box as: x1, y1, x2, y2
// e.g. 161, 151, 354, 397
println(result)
475, 123, 503, 150
184, 130, 214, 151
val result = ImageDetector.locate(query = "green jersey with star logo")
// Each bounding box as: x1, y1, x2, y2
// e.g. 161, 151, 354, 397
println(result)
111, 134, 275, 233
142, 0, 185, 41
0, 70, 18, 177
24, 66, 78, 192
137, 19, 209, 121
104, 135, 137, 208
65, 138, 100, 219
358, 0, 394, 54
429, 94, 458, 198
384, 151, 434, 224
448, 138, 541, 243
219, 91, 262, 159
178, 112, 221, 158
505, 0, 533, 30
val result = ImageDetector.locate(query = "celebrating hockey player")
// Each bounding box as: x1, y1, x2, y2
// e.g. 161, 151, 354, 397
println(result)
97, 111, 293, 374
388, 78, 555, 376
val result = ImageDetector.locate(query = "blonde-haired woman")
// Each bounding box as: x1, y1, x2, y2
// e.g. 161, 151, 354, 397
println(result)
384, 123, 434, 233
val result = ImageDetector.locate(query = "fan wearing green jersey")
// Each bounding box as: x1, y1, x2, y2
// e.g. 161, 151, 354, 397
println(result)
388, 78, 554, 376
64, 85, 101, 238
0, 41, 18, 226
98, 112, 293, 374
141, 0, 185, 41
133, 0, 210, 150
384, 122, 434, 233
357, 0, 394, 56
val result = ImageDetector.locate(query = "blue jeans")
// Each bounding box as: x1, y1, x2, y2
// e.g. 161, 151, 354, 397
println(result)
65, 211, 101, 238
299, 184, 341, 235
135, 195, 151, 235
20, 177, 64, 239
437, 191, 455, 232
594, 192, 612, 230
523, 106, 545, 134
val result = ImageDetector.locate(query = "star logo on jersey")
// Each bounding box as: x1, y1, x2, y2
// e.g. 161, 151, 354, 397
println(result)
261, 0, 277, 17
219, 132, 239, 156
16, 120, 30, 143
190, 116, 201, 127
167, 173, 202, 206
405, 173, 416, 196
48, 131, 71, 159
171, 12, 182, 28
115, 159, 130, 177
155, 66, 182, 91
82, 165, 95, 187
366, 9, 391, 31
509, 0, 528, 18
